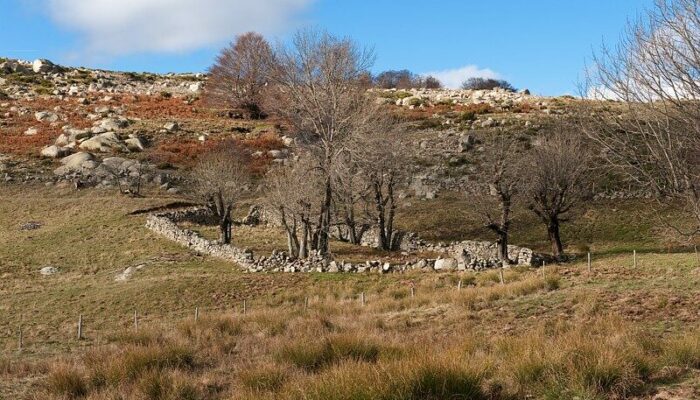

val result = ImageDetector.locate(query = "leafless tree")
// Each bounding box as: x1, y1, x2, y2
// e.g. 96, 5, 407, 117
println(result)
420, 75, 443, 89
205, 32, 272, 119
461, 78, 515, 91
190, 145, 251, 244
264, 155, 322, 258
349, 115, 405, 251
102, 160, 148, 198
373, 69, 419, 89
471, 133, 524, 262
584, 0, 700, 236
524, 128, 591, 260
264, 28, 377, 256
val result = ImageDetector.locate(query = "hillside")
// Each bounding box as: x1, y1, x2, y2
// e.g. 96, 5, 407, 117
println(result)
2, 58, 700, 399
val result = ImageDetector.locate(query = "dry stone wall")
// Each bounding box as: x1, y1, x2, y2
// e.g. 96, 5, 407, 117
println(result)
146, 208, 542, 273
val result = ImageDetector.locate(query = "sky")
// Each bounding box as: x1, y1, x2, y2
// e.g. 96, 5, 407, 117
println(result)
0, 0, 654, 95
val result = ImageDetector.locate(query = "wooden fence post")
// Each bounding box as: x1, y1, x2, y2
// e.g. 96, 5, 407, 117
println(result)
243, 300, 247, 315
77, 314, 83, 340
18, 326, 23, 352
360, 292, 365, 306
587, 252, 592, 274
633, 250, 637, 268
195, 307, 199, 322
499, 269, 505, 285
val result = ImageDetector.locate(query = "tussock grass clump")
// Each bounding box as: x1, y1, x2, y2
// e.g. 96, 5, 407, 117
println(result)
278, 355, 489, 400
493, 317, 658, 398
46, 364, 88, 399
664, 332, 700, 369
277, 334, 382, 372
83, 343, 196, 390
238, 363, 290, 393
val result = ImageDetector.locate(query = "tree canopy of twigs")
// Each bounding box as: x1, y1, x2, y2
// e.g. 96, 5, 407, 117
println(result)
263, 155, 322, 259
585, 0, 700, 237
461, 77, 516, 91
190, 144, 252, 244
471, 132, 525, 263
205, 32, 273, 119
264, 28, 380, 256
524, 127, 591, 260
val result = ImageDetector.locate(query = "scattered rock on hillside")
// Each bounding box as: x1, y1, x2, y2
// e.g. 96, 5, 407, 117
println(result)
20, 221, 42, 230
35, 111, 59, 123
32, 59, 58, 74
40, 266, 59, 276
163, 122, 179, 132
79, 132, 127, 153
115, 264, 145, 281
40, 145, 71, 159
98, 117, 129, 131
124, 136, 145, 152
54, 152, 94, 174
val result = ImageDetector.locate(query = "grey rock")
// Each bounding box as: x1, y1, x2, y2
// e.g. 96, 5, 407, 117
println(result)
40, 266, 59, 276
163, 122, 179, 132
79, 132, 126, 152
40, 145, 71, 158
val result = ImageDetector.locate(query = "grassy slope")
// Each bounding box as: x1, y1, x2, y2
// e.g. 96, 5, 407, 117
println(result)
2, 185, 700, 398
397, 191, 684, 254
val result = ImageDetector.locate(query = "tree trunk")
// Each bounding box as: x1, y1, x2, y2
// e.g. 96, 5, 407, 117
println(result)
548, 218, 564, 260
385, 174, 396, 250
280, 208, 299, 258
497, 195, 511, 263
300, 219, 310, 259
317, 174, 332, 256
220, 217, 232, 244
374, 178, 388, 250
497, 231, 509, 262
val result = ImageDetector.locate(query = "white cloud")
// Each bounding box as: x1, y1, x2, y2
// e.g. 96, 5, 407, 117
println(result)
46, 0, 314, 56
422, 65, 500, 89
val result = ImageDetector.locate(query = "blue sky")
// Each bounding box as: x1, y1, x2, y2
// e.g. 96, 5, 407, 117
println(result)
1, 0, 653, 95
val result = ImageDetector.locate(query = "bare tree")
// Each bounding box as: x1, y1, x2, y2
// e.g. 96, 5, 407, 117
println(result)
524, 128, 590, 260
373, 69, 419, 89
585, 0, 700, 236
461, 77, 515, 91
101, 160, 148, 198
190, 145, 251, 244
350, 116, 405, 251
471, 133, 524, 262
421, 75, 442, 89
264, 155, 322, 258
205, 32, 272, 119
264, 28, 377, 256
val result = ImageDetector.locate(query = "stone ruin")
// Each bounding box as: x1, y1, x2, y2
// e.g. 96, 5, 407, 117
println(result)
146, 207, 542, 274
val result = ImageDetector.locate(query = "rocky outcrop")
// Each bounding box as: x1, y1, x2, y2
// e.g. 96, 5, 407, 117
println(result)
371, 88, 545, 109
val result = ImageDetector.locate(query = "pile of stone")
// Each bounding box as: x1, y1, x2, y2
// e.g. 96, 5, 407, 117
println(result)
421, 240, 540, 270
